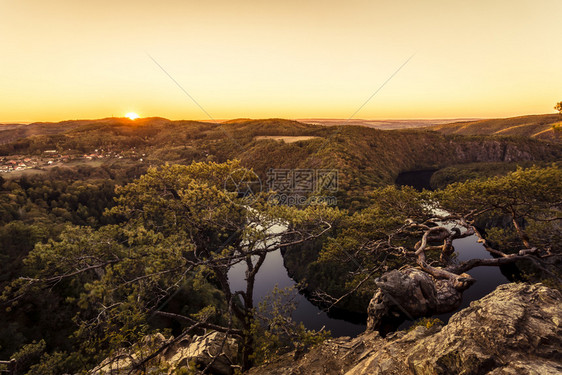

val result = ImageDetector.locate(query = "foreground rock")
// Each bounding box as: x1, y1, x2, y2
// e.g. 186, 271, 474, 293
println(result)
91, 331, 239, 374
247, 283, 562, 375
367, 268, 470, 331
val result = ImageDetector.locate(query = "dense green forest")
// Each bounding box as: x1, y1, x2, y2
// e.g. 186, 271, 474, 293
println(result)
0, 118, 560, 374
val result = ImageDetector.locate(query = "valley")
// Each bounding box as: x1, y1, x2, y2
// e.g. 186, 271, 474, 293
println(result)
0, 115, 560, 374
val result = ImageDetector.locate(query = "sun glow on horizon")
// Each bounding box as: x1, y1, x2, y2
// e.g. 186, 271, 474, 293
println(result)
1, 1, 561, 122
125, 112, 140, 120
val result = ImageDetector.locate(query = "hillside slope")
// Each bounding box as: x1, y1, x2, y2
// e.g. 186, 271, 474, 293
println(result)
429, 114, 561, 140
1, 117, 561, 209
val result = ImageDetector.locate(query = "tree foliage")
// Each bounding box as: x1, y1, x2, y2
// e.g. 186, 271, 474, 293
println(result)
6, 161, 339, 372
2, 158, 561, 372
301, 166, 562, 314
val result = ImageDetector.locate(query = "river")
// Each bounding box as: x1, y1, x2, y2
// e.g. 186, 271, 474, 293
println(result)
228, 248, 366, 337
394, 169, 515, 327
227, 229, 512, 337
228, 171, 514, 337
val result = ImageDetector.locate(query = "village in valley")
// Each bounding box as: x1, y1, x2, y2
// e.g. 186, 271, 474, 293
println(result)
0, 148, 146, 174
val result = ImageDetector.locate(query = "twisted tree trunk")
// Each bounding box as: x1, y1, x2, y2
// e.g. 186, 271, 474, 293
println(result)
366, 216, 555, 332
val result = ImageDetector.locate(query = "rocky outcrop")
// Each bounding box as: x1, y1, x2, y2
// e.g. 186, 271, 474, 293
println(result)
91, 331, 239, 375
246, 283, 562, 375
366, 268, 467, 331
452, 140, 536, 163
162, 331, 238, 374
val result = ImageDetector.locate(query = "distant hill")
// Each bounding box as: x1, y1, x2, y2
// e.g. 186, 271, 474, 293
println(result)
428, 114, 561, 141
1, 117, 559, 168
1, 116, 560, 209
297, 118, 478, 130
0, 117, 318, 146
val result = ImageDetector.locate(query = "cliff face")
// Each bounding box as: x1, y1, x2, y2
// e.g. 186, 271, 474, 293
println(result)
449, 138, 561, 164
246, 283, 562, 375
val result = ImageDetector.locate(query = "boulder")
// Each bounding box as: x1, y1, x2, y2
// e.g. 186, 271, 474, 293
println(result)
90, 331, 239, 375
247, 283, 562, 375
90, 333, 171, 374
367, 268, 464, 331
163, 331, 238, 374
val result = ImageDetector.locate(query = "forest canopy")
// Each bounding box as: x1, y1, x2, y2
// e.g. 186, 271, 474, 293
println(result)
0, 159, 560, 374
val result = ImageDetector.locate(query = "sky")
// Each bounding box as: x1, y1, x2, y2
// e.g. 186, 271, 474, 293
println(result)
1, 0, 561, 122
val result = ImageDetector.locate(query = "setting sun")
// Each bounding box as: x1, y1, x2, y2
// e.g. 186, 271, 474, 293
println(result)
125, 112, 140, 120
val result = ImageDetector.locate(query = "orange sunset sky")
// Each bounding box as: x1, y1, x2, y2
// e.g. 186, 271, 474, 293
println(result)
1, 0, 561, 122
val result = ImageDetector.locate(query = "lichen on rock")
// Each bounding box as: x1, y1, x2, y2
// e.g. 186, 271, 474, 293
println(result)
247, 283, 562, 375
366, 268, 465, 331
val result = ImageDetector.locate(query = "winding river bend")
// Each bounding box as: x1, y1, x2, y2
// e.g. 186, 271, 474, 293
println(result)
227, 229, 513, 337
398, 231, 513, 330
228, 248, 366, 337
228, 171, 514, 337
395, 169, 515, 327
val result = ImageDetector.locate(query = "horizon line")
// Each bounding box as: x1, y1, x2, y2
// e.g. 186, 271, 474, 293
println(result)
2, 112, 559, 125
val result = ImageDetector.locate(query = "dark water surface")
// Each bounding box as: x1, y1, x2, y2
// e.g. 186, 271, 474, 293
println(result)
228, 231, 511, 337
398, 232, 511, 330
228, 170, 511, 337
228, 249, 366, 337
394, 169, 512, 328
395, 169, 437, 191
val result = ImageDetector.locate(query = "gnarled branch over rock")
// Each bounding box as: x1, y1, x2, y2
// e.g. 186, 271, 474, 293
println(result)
366, 268, 468, 331
365, 210, 559, 331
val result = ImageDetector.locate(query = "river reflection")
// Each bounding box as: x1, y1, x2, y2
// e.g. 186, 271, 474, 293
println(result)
397, 224, 512, 330
228, 249, 366, 337
228, 222, 513, 337
229, 185, 513, 337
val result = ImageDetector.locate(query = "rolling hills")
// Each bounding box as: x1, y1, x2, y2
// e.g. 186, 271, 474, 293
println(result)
296, 118, 477, 130
428, 114, 561, 140
1, 116, 561, 211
